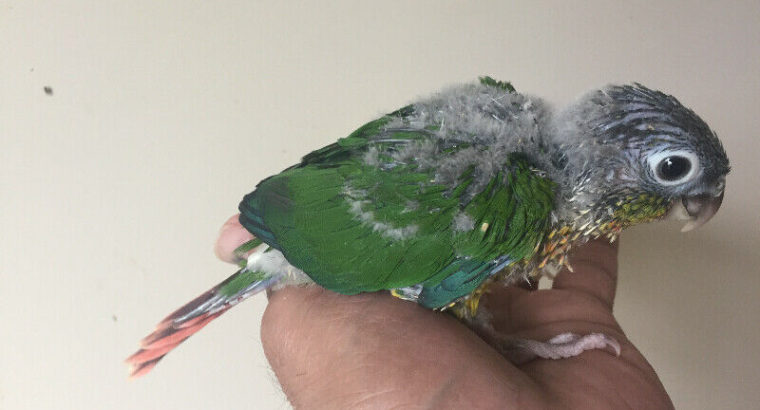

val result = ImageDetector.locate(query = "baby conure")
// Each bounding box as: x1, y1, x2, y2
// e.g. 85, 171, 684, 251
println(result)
127, 77, 729, 377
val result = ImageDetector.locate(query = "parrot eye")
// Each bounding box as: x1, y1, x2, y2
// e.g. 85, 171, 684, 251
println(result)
648, 150, 699, 185
658, 156, 690, 180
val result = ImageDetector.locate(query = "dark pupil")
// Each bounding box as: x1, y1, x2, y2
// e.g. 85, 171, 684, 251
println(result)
658, 156, 691, 181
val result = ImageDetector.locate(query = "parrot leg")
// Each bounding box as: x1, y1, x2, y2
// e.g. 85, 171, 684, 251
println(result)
496, 332, 621, 365
465, 307, 621, 365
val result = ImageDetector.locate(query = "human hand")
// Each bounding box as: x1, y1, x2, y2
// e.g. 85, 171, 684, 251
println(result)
216, 214, 674, 409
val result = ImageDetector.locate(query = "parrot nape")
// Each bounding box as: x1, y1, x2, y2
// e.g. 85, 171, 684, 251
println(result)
127, 77, 729, 377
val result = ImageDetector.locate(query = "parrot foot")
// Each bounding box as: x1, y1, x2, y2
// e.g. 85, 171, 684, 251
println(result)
498, 332, 621, 365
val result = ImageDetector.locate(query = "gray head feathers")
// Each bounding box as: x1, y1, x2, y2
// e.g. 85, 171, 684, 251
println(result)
554, 83, 729, 201
364, 79, 729, 229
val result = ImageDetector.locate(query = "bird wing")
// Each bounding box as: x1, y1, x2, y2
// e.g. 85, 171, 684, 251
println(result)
239, 103, 555, 300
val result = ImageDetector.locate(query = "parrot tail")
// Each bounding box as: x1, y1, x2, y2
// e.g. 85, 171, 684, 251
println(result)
125, 267, 282, 378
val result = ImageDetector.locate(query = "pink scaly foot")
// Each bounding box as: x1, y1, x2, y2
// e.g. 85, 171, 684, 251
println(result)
499, 332, 621, 365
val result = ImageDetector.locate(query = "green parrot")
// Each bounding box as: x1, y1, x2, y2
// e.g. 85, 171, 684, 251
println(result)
127, 77, 729, 377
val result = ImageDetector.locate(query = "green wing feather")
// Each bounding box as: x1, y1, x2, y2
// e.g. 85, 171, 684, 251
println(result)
418, 157, 555, 307
239, 104, 555, 306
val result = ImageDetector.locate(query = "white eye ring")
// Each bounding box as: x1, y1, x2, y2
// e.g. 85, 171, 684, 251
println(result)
648, 150, 700, 185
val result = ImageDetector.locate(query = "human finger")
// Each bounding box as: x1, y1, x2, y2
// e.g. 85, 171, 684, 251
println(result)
213, 214, 254, 264
551, 238, 619, 309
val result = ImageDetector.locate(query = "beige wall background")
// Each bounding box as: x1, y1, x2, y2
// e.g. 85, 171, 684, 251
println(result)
2, 1, 759, 409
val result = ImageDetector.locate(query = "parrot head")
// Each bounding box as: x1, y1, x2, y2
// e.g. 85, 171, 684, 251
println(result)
552, 83, 730, 234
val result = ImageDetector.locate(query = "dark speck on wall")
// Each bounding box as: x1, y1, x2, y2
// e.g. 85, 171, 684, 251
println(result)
43, 86, 53, 95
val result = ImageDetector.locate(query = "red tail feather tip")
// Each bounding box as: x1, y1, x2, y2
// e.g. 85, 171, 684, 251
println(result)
126, 309, 228, 378
126, 258, 270, 378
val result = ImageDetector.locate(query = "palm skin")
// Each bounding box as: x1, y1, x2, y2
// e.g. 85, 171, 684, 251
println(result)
216, 215, 674, 409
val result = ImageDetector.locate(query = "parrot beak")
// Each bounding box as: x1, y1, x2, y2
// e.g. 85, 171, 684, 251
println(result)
669, 191, 724, 232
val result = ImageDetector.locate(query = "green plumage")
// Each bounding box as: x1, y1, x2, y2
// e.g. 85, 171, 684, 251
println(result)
239, 91, 556, 307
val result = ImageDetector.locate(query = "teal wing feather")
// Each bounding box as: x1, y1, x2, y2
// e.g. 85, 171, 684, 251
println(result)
416, 258, 497, 308
239, 106, 555, 305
